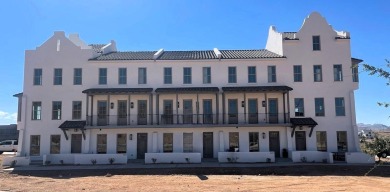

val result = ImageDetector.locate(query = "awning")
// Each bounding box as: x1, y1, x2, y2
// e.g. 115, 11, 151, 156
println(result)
222, 86, 293, 93
155, 87, 219, 93
290, 118, 318, 138
58, 121, 87, 140
82, 88, 153, 95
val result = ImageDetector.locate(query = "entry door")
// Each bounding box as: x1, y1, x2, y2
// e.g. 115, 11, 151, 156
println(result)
183, 100, 193, 124
117, 100, 127, 125
269, 131, 280, 158
71, 134, 82, 153
268, 99, 278, 124
203, 100, 213, 124
137, 133, 148, 159
248, 99, 258, 124
203, 132, 213, 158
228, 99, 238, 124
163, 100, 173, 124
97, 101, 108, 126
138, 100, 147, 125
295, 131, 307, 151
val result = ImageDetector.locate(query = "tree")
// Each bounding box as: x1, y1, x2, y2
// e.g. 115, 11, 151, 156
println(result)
362, 60, 390, 108
363, 135, 390, 161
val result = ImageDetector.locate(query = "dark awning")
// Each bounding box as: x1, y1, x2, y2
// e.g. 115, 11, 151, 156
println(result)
82, 88, 153, 95
222, 86, 293, 92
290, 118, 318, 138
59, 121, 87, 140
155, 87, 219, 93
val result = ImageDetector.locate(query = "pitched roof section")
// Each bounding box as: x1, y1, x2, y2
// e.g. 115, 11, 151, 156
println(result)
158, 50, 217, 60
155, 87, 219, 93
59, 121, 86, 129
220, 50, 284, 59
290, 118, 318, 127
90, 51, 157, 60
222, 86, 293, 92
82, 88, 153, 94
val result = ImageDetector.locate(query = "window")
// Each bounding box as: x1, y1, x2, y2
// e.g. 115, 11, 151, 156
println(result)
312, 35, 321, 51
30, 135, 40, 156
97, 134, 107, 154
117, 134, 127, 153
118, 68, 127, 84
72, 101, 82, 120
268, 66, 276, 82
335, 97, 345, 116
32, 102, 42, 120
293, 65, 302, 82
99, 68, 107, 85
183, 67, 192, 84
50, 135, 61, 154
316, 131, 327, 151
294, 98, 304, 116
73, 68, 82, 85
333, 64, 343, 81
249, 132, 259, 152
53, 68, 62, 85
352, 65, 359, 82
337, 131, 348, 152
228, 67, 237, 83
138, 68, 147, 84
183, 133, 193, 152
315, 98, 325, 116
248, 66, 256, 83
52, 101, 62, 120
203, 67, 211, 84
313, 65, 322, 82
163, 133, 173, 153
164, 67, 172, 84
33, 68, 42, 85
229, 132, 239, 151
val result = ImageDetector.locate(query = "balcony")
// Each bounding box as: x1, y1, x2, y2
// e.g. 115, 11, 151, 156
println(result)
86, 113, 290, 127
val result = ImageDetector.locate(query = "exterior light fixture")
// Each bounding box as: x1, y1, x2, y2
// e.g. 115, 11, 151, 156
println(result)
129, 134, 133, 140
130, 102, 134, 108
262, 132, 266, 139
241, 101, 245, 107
177, 101, 180, 108
110, 102, 114, 109
262, 101, 266, 107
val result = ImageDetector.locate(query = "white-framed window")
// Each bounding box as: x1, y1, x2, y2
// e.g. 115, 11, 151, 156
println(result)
335, 97, 345, 116
73, 68, 82, 85
138, 68, 147, 84
33, 68, 42, 85
333, 64, 343, 81
315, 98, 325, 116
97, 134, 107, 154
294, 98, 304, 117
50, 135, 61, 154
53, 68, 62, 85
316, 131, 327, 151
313, 65, 322, 82
267, 66, 276, 82
312, 35, 321, 51
30, 135, 40, 156
229, 132, 239, 151
183, 133, 193, 152
163, 133, 173, 153
32, 101, 42, 120
72, 101, 82, 120
183, 67, 192, 84
118, 68, 127, 84
164, 67, 172, 84
228, 67, 236, 83
116, 134, 127, 154
203, 67, 211, 84
293, 65, 302, 82
99, 68, 107, 85
248, 66, 256, 83
52, 101, 62, 120
249, 132, 259, 152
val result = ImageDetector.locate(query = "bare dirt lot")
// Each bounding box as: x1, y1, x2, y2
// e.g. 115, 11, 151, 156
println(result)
1, 155, 390, 192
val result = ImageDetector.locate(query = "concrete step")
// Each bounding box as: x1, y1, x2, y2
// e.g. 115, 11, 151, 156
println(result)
30, 160, 43, 165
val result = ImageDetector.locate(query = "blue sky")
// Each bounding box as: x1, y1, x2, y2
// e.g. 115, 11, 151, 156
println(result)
0, 0, 389, 126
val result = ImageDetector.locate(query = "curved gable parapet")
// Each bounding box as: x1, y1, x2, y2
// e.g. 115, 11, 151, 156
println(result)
296, 12, 340, 39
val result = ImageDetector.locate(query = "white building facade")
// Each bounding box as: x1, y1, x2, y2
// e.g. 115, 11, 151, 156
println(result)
11, 12, 373, 165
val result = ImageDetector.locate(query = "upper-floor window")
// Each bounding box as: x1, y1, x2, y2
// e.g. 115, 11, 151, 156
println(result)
138, 68, 147, 84
73, 68, 82, 85
99, 68, 107, 85
33, 68, 42, 85
294, 98, 304, 116
315, 98, 325, 116
335, 97, 345, 116
313, 65, 322, 82
118, 68, 127, 85
72, 101, 82, 120
203, 67, 211, 84
228, 67, 237, 83
164, 67, 172, 84
333, 64, 343, 81
268, 66, 276, 83
248, 66, 256, 83
52, 101, 62, 120
313, 35, 321, 51
183, 67, 192, 84
352, 65, 359, 82
32, 101, 42, 120
293, 65, 302, 82
53, 68, 62, 85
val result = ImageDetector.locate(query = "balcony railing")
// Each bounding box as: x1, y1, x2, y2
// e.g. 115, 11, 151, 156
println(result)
86, 113, 290, 127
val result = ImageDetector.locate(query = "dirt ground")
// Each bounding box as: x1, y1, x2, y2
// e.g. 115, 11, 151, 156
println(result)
1, 155, 390, 192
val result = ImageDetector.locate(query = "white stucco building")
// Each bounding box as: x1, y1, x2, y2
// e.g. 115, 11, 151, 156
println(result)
9, 12, 374, 166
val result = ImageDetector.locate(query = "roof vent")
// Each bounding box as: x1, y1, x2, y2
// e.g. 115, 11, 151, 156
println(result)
213, 48, 222, 60
153, 48, 164, 60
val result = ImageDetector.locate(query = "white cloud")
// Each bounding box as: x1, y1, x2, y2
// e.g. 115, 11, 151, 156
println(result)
0, 110, 17, 124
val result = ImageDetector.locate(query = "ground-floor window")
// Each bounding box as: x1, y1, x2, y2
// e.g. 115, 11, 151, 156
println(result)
183, 133, 193, 152
97, 134, 107, 154
30, 135, 40, 156
229, 132, 239, 151
71, 134, 82, 153
249, 132, 259, 152
295, 131, 306, 151
117, 134, 127, 153
163, 133, 173, 153
50, 135, 61, 154
316, 131, 327, 151
337, 131, 348, 152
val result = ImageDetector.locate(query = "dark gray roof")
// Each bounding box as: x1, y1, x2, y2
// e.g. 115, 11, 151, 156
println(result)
290, 118, 318, 127
13, 92, 23, 97
83, 88, 153, 94
155, 87, 219, 93
158, 51, 217, 60
90, 51, 156, 60
283, 32, 298, 40
222, 86, 293, 92
59, 121, 86, 129
220, 50, 284, 59
89, 44, 106, 53
352, 57, 363, 63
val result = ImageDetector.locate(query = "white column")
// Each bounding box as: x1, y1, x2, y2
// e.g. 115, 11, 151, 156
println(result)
286, 127, 293, 158
219, 131, 224, 152
152, 132, 158, 153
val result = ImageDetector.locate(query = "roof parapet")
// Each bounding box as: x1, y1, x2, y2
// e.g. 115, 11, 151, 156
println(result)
153, 48, 164, 60
213, 48, 222, 60
101, 40, 117, 54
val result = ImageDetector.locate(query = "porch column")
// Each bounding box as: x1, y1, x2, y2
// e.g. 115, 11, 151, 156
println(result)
176, 93, 179, 124
222, 92, 225, 124
149, 93, 153, 125
215, 93, 219, 124
243, 93, 246, 124
283, 92, 286, 123
91, 95, 94, 126
264, 93, 268, 123
128, 94, 131, 125
156, 94, 160, 125
287, 91, 290, 122
196, 94, 199, 124
107, 94, 110, 125
152, 132, 158, 153
86, 94, 89, 124
219, 131, 224, 152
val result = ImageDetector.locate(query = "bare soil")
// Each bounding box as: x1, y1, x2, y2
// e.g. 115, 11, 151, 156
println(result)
1, 155, 390, 192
